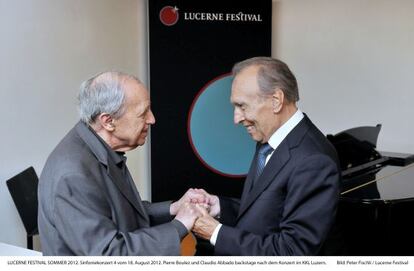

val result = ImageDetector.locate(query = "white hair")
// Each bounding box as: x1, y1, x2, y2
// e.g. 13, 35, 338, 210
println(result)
78, 71, 141, 124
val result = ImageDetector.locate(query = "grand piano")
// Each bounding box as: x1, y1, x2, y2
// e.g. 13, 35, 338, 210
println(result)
327, 124, 414, 255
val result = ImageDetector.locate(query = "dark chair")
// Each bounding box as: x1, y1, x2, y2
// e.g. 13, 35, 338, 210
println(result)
6, 167, 39, 250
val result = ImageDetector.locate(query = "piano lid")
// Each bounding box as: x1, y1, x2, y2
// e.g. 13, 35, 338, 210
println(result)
327, 124, 386, 174
341, 163, 414, 202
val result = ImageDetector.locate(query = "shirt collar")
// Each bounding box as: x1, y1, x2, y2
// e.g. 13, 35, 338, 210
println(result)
268, 109, 304, 151
86, 124, 125, 166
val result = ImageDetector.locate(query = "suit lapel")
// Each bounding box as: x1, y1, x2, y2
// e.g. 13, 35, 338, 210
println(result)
237, 115, 311, 220
237, 142, 290, 220
75, 121, 149, 222
107, 160, 149, 222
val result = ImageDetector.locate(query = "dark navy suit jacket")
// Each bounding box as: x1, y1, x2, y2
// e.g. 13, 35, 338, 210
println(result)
215, 115, 341, 255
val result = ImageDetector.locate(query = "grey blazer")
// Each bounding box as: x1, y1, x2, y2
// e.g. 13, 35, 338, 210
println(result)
38, 121, 184, 255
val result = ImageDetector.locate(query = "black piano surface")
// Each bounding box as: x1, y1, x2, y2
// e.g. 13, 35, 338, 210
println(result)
328, 124, 414, 255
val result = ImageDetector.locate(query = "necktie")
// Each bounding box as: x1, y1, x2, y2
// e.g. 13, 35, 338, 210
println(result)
252, 143, 274, 188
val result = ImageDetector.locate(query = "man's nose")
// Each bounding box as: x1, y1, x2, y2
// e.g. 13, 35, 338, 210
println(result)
233, 109, 244, 124
147, 110, 156, 125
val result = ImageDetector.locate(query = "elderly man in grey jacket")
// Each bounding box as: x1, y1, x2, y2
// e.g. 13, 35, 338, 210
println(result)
38, 71, 205, 255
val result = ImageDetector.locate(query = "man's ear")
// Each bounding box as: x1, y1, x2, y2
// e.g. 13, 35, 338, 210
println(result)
272, 89, 284, 113
97, 113, 115, 132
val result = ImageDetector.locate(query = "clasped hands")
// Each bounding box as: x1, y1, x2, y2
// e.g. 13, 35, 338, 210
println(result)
170, 188, 220, 240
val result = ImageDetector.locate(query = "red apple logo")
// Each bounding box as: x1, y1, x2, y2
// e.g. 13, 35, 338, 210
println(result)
159, 6, 179, 26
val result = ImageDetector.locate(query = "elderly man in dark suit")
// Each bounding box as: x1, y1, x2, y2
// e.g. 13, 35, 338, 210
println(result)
38, 71, 205, 255
192, 57, 341, 255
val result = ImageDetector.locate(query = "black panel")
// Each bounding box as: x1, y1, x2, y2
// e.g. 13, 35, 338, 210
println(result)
149, 0, 272, 201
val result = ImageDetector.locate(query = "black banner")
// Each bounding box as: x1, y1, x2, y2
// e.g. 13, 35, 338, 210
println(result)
149, 0, 272, 201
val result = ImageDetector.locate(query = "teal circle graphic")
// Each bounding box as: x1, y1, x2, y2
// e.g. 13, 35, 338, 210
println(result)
188, 74, 255, 177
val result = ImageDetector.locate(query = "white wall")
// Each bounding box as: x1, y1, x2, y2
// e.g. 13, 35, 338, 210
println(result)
273, 0, 414, 153
1, 0, 413, 251
0, 0, 149, 250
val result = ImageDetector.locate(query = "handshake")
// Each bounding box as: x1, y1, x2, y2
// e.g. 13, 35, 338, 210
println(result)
170, 188, 220, 240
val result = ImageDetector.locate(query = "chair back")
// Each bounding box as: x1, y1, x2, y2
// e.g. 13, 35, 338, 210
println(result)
6, 167, 39, 237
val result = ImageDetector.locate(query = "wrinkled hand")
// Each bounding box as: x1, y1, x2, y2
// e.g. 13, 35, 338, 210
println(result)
192, 205, 220, 240
170, 188, 208, 215
193, 188, 220, 218
174, 203, 209, 231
